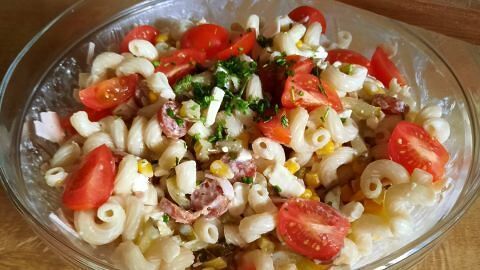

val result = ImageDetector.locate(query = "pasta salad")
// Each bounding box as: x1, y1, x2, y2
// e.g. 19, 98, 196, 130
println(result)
37, 5, 452, 270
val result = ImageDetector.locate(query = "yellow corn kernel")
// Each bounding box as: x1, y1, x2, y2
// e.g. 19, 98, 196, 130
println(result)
147, 91, 158, 104
203, 257, 227, 269
296, 257, 330, 270
210, 160, 233, 179
296, 40, 303, 48
284, 158, 300, 174
350, 190, 365, 202
155, 33, 169, 44
138, 159, 153, 177
340, 184, 354, 203
363, 199, 383, 215
236, 132, 250, 149
304, 172, 321, 189
256, 236, 275, 253
311, 195, 320, 201
315, 141, 335, 156
300, 188, 314, 199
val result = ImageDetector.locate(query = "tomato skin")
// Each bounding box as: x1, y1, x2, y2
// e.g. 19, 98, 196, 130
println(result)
155, 49, 206, 84
62, 145, 116, 210
257, 109, 291, 144
180, 24, 230, 59
286, 55, 315, 75
388, 121, 449, 182
79, 75, 139, 111
282, 74, 343, 111
326, 49, 371, 70
277, 198, 350, 261
370, 46, 407, 87
120, 25, 159, 53
289, 6, 327, 33
217, 30, 256, 60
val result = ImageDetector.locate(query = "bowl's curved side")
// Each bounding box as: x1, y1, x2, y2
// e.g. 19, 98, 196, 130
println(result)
0, 0, 479, 269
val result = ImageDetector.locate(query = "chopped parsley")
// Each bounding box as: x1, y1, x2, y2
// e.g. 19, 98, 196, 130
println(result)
208, 122, 228, 143
318, 82, 327, 96
152, 60, 160, 68
273, 185, 282, 193
173, 75, 214, 109
257, 35, 273, 48
341, 118, 347, 124
340, 64, 354, 75
166, 108, 185, 126
173, 75, 193, 95
241, 176, 253, 184
281, 115, 289, 128
192, 133, 201, 143
273, 53, 288, 66
162, 214, 170, 223
320, 108, 330, 122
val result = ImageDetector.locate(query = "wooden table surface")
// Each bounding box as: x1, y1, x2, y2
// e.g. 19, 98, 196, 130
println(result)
0, 1, 479, 269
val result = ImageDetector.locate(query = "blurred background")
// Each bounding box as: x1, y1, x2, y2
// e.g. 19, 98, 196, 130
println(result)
0, 1, 478, 269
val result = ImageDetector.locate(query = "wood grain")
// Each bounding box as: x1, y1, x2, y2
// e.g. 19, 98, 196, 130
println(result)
0, 1, 479, 269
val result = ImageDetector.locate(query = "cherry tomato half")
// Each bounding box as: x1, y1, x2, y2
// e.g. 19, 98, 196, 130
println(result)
257, 109, 291, 144
217, 30, 256, 60
388, 121, 449, 182
120, 25, 159, 53
282, 74, 343, 111
62, 145, 116, 210
277, 198, 350, 261
155, 49, 207, 84
370, 46, 407, 87
79, 75, 139, 111
180, 24, 230, 59
289, 6, 327, 33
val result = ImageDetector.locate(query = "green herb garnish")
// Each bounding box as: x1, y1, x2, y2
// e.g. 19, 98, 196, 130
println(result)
281, 115, 289, 128
208, 122, 228, 143
340, 64, 354, 75
273, 185, 282, 193
162, 214, 170, 223
166, 108, 184, 126
152, 60, 160, 68
241, 176, 254, 184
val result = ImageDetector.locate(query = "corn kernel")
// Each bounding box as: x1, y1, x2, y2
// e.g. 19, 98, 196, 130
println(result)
296, 40, 303, 48
311, 195, 320, 201
236, 132, 250, 149
138, 159, 153, 177
155, 33, 169, 44
340, 184, 354, 203
284, 158, 300, 174
210, 160, 234, 179
256, 236, 275, 253
350, 190, 365, 202
300, 189, 313, 199
304, 172, 321, 189
203, 257, 227, 269
296, 257, 330, 270
148, 91, 158, 104
315, 141, 335, 156
363, 199, 383, 215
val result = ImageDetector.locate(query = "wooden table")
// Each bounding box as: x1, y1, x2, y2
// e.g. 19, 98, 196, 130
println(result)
0, 1, 479, 269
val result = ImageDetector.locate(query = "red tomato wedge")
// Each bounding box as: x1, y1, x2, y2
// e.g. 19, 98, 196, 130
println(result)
79, 75, 139, 111
257, 109, 291, 144
120, 25, 159, 53
326, 49, 371, 70
155, 49, 207, 84
286, 55, 315, 75
180, 24, 230, 59
289, 6, 327, 33
84, 107, 113, 121
388, 121, 449, 182
62, 145, 116, 210
277, 198, 350, 261
282, 74, 343, 111
370, 46, 407, 87
217, 30, 256, 60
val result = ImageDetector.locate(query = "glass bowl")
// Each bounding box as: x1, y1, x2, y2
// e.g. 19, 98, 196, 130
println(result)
1, 0, 479, 269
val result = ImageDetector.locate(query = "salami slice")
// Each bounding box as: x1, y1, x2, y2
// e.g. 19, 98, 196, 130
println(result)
371, 94, 409, 115
221, 155, 257, 182
158, 198, 201, 224
158, 101, 187, 139
191, 179, 230, 218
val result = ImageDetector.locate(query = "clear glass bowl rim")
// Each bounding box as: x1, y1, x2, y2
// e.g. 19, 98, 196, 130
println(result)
0, 0, 479, 269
